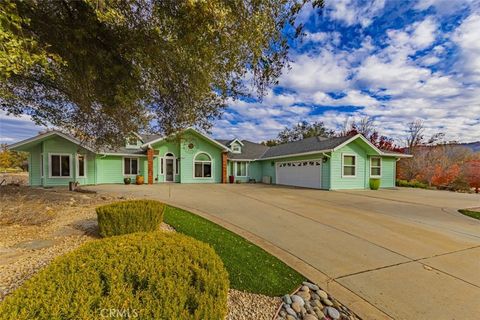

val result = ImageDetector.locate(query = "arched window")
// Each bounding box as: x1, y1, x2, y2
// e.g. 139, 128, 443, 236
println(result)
194, 153, 212, 178
165, 152, 174, 157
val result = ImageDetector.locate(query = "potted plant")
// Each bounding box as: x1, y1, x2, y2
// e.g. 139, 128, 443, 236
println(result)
136, 175, 144, 185
369, 178, 381, 190
124, 177, 131, 185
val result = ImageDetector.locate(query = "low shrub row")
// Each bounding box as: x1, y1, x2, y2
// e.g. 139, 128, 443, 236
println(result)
96, 200, 165, 237
396, 179, 429, 189
0, 232, 229, 320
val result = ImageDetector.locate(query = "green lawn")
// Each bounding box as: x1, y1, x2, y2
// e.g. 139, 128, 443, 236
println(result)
458, 209, 480, 220
164, 206, 305, 296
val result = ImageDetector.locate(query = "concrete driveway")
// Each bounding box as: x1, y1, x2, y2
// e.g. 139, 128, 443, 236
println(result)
87, 184, 480, 320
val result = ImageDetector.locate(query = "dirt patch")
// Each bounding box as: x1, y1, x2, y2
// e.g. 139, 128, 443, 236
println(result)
0, 186, 126, 300
0, 172, 29, 186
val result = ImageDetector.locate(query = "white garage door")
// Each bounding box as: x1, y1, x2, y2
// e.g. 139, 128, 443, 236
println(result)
276, 160, 322, 189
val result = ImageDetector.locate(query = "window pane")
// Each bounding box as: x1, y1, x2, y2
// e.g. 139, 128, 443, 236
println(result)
124, 158, 131, 175
175, 159, 179, 174
160, 158, 164, 174
343, 166, 355, 176
61, 156, 70, 176
371, 158, 381, 167
195, 153, 211, 161
78, 155, 85, 177
204, 163, 212, 177
371, 167, 381, 176
195, 163, 202, 177
344, 155, 355, 165
40, 155, 44, 177
51, 155, 60, 176
236, 163, 242, 176
131, 159, 138, 174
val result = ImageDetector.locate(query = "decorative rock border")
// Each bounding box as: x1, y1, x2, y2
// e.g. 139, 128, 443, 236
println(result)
275, 281, 360, 320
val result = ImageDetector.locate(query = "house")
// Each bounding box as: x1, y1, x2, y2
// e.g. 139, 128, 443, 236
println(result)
9, 128, 411, 189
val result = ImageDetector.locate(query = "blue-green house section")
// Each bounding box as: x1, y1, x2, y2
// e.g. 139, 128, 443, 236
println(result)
13, 131, 399, 189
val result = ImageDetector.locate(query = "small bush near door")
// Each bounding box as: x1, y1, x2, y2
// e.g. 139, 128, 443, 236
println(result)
0, 232, 229, 320
369, 178, 381, 190
96, 200, 165, 237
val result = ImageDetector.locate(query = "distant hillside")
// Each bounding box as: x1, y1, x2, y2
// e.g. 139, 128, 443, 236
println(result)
461, 141, 480, 152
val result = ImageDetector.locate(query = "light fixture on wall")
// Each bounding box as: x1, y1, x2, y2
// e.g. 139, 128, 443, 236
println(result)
322, 157, 328, 163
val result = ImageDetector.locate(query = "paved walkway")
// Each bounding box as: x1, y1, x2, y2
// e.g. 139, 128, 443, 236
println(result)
87, 184, 480, 320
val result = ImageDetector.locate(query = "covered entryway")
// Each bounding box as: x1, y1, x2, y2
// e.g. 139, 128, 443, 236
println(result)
276, 159, 322, 189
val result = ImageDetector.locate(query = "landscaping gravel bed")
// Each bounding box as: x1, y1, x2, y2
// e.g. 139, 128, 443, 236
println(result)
227, 289, 281, 320
277, 282, 360, 320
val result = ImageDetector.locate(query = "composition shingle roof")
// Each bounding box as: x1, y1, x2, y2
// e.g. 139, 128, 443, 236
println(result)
260, 135, 352, 159
215, 135, 355, 160
228, 140, 269, 159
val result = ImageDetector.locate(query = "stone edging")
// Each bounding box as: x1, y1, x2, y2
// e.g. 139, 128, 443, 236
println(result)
274, 282, 360, 320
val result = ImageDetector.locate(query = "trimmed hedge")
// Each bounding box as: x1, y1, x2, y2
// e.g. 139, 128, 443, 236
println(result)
0, 232, 229, 320
96, 200, 165, 237
369, 178, 381, 190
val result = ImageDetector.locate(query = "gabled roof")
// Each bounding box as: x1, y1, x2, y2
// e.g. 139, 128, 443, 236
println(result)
227, 140, 269, 160
216, 134, 412, 160
261, 135, 351, 159
142, 127, 229, 151
261, 134, 412, 159
8, 130, 96, 153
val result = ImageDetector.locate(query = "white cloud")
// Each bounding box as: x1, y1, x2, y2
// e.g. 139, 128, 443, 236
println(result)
279, 49, 351, 93
414, 0, 479, 15
326, 0, 386, 27
451, 13, 480, 82
303, 31, 342, 45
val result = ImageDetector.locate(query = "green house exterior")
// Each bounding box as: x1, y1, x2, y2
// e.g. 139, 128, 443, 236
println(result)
10, 128, 410, 190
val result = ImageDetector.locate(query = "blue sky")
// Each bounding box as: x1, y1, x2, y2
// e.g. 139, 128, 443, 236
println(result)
1, 0, 480, 145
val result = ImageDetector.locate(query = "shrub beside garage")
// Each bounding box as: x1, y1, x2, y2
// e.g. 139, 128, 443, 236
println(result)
96, 200, 165, 237
0, 232, 229, 320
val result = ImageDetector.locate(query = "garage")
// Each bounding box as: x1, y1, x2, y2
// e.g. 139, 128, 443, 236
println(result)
276, 160, 322, 189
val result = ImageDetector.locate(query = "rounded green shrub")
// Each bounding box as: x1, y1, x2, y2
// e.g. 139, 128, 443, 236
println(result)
96, 200, 165, 237
0, 232, 229, 320
369, 178, 381, 190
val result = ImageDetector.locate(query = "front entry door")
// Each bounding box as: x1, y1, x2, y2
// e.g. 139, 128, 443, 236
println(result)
165, 158, 174, 182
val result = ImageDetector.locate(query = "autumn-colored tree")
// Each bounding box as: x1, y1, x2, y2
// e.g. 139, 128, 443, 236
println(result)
464, 159, 480, 193
431, 164, 461, 187
0, 143, 28, 170
340, 117, 402, 151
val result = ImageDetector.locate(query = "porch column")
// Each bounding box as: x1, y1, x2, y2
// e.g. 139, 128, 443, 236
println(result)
221, 152, 228, 183
147, 148, 154, 184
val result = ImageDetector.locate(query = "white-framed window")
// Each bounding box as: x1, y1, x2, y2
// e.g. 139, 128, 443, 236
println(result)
175, 158, 179, 175
232, 144, 241, 153
77, 154, 87, 178
370, 157, 382, 177
40, 153, 44, 178
342, 154, 356, 177
160, 157, 164, 174
49, 154, 71, 178
194, 153, 212, 178
235, 161, 248, 177
124, 157, 139, 175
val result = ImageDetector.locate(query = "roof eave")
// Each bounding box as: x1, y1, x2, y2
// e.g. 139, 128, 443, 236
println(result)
8, 131, 95, 153
259, 149, 332, 160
